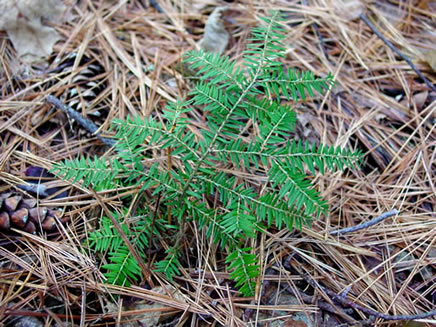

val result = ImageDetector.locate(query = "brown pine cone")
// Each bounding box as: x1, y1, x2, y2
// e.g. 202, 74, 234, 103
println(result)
0, 193, 64, 234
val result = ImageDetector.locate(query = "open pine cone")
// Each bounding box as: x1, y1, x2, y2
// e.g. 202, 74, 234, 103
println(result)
0, 193, 63, 234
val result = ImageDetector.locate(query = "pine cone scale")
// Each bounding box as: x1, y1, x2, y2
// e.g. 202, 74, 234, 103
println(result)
0, 212, 10, 230
3, 195, 21, 212
28, 207, 48, 223
10, 208, 28, 228
0, 193, 63, 234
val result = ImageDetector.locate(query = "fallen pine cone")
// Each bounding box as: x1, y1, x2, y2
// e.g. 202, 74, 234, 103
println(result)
0, 192, 64, 234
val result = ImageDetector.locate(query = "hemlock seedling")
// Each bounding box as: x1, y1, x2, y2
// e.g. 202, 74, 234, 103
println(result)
52, 11, 363, 295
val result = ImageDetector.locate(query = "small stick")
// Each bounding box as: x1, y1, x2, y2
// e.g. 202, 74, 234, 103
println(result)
149, 0, 163, 13
329, 210, 399, 236
281, 284, 355, 317
91, 188, 153, 284
304, 274, 436, 322
303, 0, 331, 62
359, 14, 436, 93
147, 191, 162, 273
17, 183, 49, 198
46, 95, 116, 147
313, 23, 331, 62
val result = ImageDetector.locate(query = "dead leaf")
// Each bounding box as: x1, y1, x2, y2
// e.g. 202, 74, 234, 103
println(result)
374, 113, 387, 123
374, 1, 405, 26
0, 0, 70, 65
175, 6, 230, 78
105, 285, 185, 327
421, 49, 436, 72
190, 0, 221, 12
412, 91, 428, 110
332, 0, 364, 21
284, 319, 308, 327
198, 6, 229, 54
399, 91, 428, 111
296, 111, 320, 146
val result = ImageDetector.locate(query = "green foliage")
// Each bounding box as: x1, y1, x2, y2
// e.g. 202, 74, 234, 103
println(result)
86, 210, 164, 287
52, 10, 362, 295
154, 247, 182, 280
226, 248, 259, 296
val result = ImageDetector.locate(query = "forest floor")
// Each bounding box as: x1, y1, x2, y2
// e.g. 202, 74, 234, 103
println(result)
0, 1, 435, 326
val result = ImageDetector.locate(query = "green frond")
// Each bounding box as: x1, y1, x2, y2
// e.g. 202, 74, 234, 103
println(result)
113, 113, 200, 162
226, 248, 259, 296
269, 160, 328, 217
243, 96, 296, 125
132, 210, 165, 250
280, 141, 363, 174
256, 193, 313, 230
221, 197, 258, 239
191, 82, 232, 115
196, 173, 312, 230
112, 115, 164, 150
188, 200, 241, 248
259, 69, 335, 101
88, 217, 126, 253
213, 139, 362, 174
244, 10, 287, 71
258, 106, 296, 148
135, 163, 182, 197
51, 10, 362, 297
198, 173, 255, 207
103, 246, 141, 287
192, 83, 244, 139
160, 128, 200, 160
184, 50, 245, 90
88, 209, 165, 287
162, 97, 193, 129
212, 139, 258, 169
154, 247, 181, 280
51, 156, 125, 189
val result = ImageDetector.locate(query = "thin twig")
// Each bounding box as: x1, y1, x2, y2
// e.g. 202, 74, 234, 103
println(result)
329, 210, 399, 236
147, 191, 162, 274
149, 0, 163, 13
303, 0, 331, 62
46, 95, 116, 147
313, 22, 331, 62
359, 14, 436, 93
17, 183, 49, 198
304, 274, 436, 322
281, 284, 355, 317
90, 188, 152, 283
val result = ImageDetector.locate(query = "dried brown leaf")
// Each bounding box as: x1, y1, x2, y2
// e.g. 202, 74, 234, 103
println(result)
284, 319, 308, 327
0, 0, 70, 64
422, 49, 436, 72
106, 286, 185, 327
198, 6, 229, 54
332, 0, 364, 21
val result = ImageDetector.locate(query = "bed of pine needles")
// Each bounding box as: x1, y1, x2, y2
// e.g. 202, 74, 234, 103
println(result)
0, 1, 435, 326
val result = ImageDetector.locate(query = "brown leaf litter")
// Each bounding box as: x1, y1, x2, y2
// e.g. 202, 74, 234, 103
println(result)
0, 0, 72, 66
